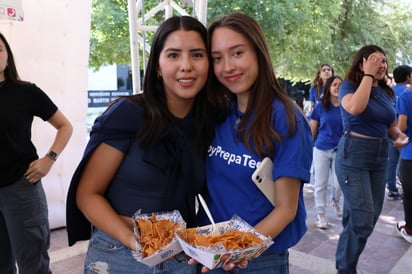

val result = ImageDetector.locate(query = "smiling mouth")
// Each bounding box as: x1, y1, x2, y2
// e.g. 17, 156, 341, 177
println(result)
178, 78, 194, 83
224, 74, 242, 82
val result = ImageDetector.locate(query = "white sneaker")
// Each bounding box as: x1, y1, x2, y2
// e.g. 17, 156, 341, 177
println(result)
333, 201, 343, 217
396, 221, 412, 243
316, 214, 328, 229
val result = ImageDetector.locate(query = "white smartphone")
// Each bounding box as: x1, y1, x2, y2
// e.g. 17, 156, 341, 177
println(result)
251, 157, 276, 207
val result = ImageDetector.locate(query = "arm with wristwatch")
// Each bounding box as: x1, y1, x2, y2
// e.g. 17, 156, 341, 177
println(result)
24, 109, 73, 184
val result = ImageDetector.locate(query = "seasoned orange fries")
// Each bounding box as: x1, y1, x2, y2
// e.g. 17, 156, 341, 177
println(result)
136, 214, 179, 257
178, 228, 263, 250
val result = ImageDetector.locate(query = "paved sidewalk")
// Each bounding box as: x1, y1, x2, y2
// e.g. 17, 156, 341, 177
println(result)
49, 183, 412, 273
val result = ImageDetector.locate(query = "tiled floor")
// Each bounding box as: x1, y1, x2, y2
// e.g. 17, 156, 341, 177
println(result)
49, 184, 412, 273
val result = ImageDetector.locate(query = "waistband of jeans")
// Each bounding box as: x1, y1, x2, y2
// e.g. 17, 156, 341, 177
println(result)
345, 131, 387, 141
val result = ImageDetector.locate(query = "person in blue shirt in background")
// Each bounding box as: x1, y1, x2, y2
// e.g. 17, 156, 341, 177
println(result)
385, 64, 412, 200
308, 64, 334, 114
396, 81, 412, 244
310, 75, 343, 229
197, 12, 313, 273
334, 45, 408, 274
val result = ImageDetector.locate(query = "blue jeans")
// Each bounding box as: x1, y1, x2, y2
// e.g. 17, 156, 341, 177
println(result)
385, 140, 400, 192
334, 134, 388, 274
313, 147, 342, 215
201, 251, 289, 274
0, 176, 51, 274
85, 228, 196, 274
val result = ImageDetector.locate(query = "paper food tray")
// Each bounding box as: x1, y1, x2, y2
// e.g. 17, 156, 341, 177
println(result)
132, 209, 185, 266
176, 215, 273, 269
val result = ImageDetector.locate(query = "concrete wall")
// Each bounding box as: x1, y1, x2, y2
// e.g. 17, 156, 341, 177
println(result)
0, 0, 92, 228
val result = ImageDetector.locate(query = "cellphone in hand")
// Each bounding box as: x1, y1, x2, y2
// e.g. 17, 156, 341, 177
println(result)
251, 157, 276, 207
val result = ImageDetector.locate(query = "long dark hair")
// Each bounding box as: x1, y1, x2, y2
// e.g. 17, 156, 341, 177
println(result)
207, 12, 298, 158
320, 75, 342, 111
126, 16, 221, 153
0, 32, 27, 84
345, 44, 393, 97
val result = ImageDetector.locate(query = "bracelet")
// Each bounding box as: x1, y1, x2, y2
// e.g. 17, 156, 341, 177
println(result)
363, 74, 375, 80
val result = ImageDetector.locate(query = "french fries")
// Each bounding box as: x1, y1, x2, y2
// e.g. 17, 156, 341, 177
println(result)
136, 214, 179, 257
178, 228, 263, 250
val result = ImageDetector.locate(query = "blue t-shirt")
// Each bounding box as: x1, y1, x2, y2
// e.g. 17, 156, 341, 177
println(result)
338, 80, 395, 137
393, 84, 409, 99
397, 91, 412, 160
309, 85, 324, 105
310, 103, 343, 150
200, 100, 313, 253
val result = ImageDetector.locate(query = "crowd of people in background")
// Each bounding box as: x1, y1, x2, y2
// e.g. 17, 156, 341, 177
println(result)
304, 50, 412, 273
3, 10, 412, 274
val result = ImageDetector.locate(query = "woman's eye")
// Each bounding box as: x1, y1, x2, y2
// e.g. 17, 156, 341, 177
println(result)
192, 52, 204, 59
167, 53, 178, 59
233, 51, 242, 57
212, 56, 221, 63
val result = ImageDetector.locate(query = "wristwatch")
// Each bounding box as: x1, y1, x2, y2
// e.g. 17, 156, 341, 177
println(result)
46, 150, 58, 161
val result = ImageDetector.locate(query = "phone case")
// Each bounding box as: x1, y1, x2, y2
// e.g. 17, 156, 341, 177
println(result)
251, 157, 276, 207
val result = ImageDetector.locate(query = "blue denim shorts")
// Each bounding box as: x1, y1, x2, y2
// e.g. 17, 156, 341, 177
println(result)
84, 228, 196, 274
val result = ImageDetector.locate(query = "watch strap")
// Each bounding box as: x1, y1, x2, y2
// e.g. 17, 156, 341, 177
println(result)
46, 150, 58, 161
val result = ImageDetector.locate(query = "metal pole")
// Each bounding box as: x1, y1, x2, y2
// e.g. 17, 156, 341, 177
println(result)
127, 0, 140, 94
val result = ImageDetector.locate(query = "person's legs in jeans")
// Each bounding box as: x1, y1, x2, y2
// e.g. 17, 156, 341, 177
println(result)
386, 141, 400, 194
0, 211, 17, 274
335, 136, 387, 274
1, 177, 51, 274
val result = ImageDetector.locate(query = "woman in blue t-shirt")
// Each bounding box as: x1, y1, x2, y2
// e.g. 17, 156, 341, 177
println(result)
308, 64, 334, 113
310, 75, 343, 229
197, 12, 313, 273
334, 45, 408, 274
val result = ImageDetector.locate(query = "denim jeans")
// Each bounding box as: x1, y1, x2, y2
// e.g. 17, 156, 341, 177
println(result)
334, 134, 388, 274
399, 160, 412, 228
202, 251, 289, 274
313, 147, 342, 215
85, 228, 196, 274
385, 140, 400, 192
0, 176, 51, 274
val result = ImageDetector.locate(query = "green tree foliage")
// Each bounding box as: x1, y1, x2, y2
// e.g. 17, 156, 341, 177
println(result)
89, 0, 412, 83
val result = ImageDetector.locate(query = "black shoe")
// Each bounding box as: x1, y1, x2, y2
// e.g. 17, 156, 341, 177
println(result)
388, 191, 403, 200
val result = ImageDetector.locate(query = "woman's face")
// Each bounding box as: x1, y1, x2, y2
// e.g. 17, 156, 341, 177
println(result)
320, 65, 333, 82
330, 78, 341, 98
157, 29, 209, 106
210, 27, 258, 97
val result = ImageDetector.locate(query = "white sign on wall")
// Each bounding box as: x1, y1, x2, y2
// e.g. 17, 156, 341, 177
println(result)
0, 0, 23, 21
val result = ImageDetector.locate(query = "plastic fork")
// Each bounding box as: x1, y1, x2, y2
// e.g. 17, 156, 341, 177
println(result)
197, 194, 219, 235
